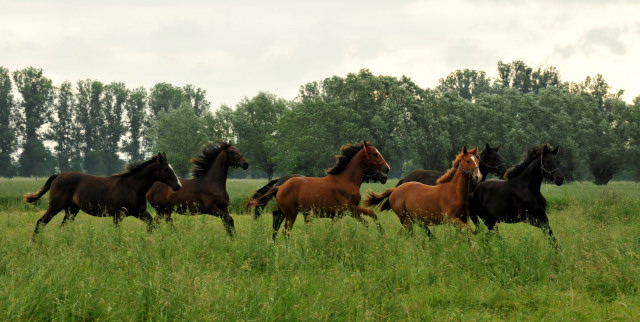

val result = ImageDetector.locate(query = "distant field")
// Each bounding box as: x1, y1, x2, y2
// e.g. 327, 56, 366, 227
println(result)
1, 178, 639, 320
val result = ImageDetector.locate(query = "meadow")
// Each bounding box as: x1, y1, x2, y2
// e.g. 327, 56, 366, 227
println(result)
0, 177, 639, 320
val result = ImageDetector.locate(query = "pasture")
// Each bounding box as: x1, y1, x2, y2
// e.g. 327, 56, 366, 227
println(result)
1, 178, 639, 320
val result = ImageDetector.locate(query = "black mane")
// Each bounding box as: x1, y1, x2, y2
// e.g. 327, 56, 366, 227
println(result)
190, 141, 230, 177
115, 155, 157, 177
504, 144, 548, 179
325, 141, 367, 175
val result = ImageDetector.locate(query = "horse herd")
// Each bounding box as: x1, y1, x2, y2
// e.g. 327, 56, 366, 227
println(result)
25, 140, 565, 247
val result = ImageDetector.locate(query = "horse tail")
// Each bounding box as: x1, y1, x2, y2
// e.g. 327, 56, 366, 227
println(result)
244, 177, 280, 211
364, 188, 394, 211
247, 185, 280, 212
24, 174, 58, 204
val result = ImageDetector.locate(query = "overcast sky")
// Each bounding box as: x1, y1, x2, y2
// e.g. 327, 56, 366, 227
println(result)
2, 0, 639, 109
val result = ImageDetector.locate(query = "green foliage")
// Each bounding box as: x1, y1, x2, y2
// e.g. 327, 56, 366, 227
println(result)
2, 179, 640, 320
0, 66, 17, 177
147, 103, 209, 177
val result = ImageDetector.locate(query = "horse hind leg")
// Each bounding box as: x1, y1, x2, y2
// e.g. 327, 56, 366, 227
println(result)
60, 205, 80, 227
272, 209, 285, 240
33, 206, 64, 241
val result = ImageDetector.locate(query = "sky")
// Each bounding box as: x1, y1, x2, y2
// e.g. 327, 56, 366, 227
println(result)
2, 0, 639, 109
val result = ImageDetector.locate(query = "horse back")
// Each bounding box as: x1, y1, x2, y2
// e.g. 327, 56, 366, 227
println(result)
277, 176, 359, 211
397, 170, 442, 186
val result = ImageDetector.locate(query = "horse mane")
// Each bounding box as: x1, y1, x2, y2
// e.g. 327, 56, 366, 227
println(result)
436, 150, 466, 184
190, 141, 230, 177
325, 141, 368, 175
504, 144, 548, 179
115, 155, 157, 177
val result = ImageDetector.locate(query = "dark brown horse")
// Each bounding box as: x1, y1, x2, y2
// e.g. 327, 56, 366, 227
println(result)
469, 144, 564, 247
365, 146, 481, 235
397, 143, 507, 186
25, 153, 181, 240
249, 141, 390, 239
146, 142, 248, 237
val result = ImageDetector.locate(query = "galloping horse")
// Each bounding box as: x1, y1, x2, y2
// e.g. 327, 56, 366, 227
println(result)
396, 143, 506, 186
249, 141, 390, 239
469, 144, 564, 247
364, 146, 481, 235
245, 168, 388, 219
25, 153, 181, 240
146, 142, 248, 237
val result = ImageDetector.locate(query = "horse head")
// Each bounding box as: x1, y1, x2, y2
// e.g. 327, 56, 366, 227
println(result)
156, 152, 182, 191
479, 143, 507, 178
541, 144, 564, 186
459, 146, 482, 184
363, 167, 388, 184
224, 143, 249, 170
362, 141, 391, 175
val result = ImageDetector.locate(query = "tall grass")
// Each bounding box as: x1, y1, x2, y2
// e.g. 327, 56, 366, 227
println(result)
1, 179, 639, 320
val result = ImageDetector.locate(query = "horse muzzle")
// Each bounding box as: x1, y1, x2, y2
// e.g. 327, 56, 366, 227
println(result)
554, 176, 564, 186
241, 162, 249, 170
172, 183, 182, 192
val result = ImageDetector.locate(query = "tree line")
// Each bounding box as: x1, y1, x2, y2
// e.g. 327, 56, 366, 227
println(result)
1, 61, 639, 185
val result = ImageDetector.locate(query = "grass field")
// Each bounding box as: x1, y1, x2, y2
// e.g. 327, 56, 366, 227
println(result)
1, 178, 639, 320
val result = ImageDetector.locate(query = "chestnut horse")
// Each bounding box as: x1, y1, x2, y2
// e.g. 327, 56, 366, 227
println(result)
364, 146, 481, 235
146, 142, 248, 237
396, 143, 507, 186
469, 144, 564, 247
25, 153, 181, 240
245, 168, 388, 219
249, 141, 390, 239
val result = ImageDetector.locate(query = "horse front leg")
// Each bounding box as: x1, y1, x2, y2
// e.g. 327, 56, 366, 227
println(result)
60, 205, 80, 227
528, 210, 559, 250
350, 206, 384, 234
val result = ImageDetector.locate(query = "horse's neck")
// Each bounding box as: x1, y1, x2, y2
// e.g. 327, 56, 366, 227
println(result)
334, 155, 365, 186
203, 151, 229, 188
448, 166, 472, 199
123, 165, 158, 197
479, 162, 489, 182
517, 157, 544, 193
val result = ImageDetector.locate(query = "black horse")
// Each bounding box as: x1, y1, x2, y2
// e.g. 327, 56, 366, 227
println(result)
397, 143, 507, 186
469, 144, 564, 247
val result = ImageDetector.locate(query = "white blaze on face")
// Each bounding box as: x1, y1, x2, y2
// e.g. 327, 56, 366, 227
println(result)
375, 148, 390, 172
168, 164, 182, 187
471, 156, 482, 181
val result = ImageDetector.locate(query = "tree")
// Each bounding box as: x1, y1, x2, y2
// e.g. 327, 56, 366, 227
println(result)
147, 103, 208, 177
123, 87, 148, 162
183, 84, 211, 117
12, 67, 55, 176
0, 67, 17, 177
48, 81, 80, 172
231, 92, 288, 179
148, 82, 186, 118
437, 69, 492, 101
75, 79, 105, 174
101, 82, 128, 174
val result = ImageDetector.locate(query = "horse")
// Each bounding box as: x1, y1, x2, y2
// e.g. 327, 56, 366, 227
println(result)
469, 144, 564, 247
25, 153, 181, 240
145, 141, 248, 237
245, 168, 388, 219
248, 141, 390, 239
364, 146, 481, 235
396, 143, 507, 186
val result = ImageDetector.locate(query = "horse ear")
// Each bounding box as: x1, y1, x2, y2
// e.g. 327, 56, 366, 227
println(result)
543, 144, 551, 153
471, 146, 478, 155
552, 145, 559, 155
463, 145, 468, 155
495, 144, 501, 152
484, 143, 490, 152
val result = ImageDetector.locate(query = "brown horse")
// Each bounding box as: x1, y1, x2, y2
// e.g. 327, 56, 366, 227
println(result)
25, 153, 181, 240
364, 146, 481, 235
249, 141, 390, 239
145, 142, 248, 237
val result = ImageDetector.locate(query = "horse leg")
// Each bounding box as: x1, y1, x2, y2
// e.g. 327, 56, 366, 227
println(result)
135, 210, 155, 233
60, 205, 80, 227
283, 214, 298, 239
350, 206, 385, 233
528, 211, 559, 249
33, 206, 64, 241
272, 209, 285, 240
416, 220, 433, 237
397, 213, 414, 235
217, 210, 236, 238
